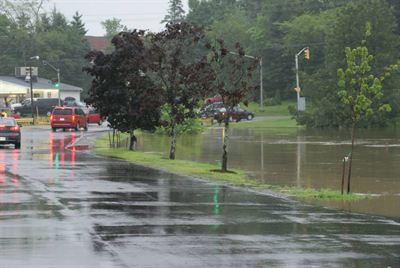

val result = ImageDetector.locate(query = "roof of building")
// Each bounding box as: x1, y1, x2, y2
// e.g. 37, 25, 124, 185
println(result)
0, 76, 82, 92
85, 36, 109, 52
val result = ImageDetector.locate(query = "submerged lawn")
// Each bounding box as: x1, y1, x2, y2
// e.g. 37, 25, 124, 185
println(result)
95, 134, 367, 201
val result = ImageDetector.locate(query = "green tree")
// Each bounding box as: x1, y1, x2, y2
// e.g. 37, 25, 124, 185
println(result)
186, 0, 233, 27
337, 40, 391, 193
292, 0, 400, 127
206, 8, 252, 50
162, 0, 185, 24
101, 18, 128, 52
34, 10, 91, 94
71, 12, 87, 36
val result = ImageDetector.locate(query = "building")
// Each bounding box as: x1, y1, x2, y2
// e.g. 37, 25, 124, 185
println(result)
85, 36, 109, 52
0, 67, 82, 107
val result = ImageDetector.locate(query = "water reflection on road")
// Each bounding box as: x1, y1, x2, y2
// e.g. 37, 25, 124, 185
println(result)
137, 127, 400, 218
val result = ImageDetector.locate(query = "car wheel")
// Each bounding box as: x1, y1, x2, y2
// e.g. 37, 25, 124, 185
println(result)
63, 128, 66, 132
15, 142, 21, 149
247, 114, 254, 120
75, 122, 80, 131
52, 127, 57, 132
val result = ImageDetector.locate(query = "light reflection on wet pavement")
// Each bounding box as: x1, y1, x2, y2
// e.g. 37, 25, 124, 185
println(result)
0, 126, 399, 267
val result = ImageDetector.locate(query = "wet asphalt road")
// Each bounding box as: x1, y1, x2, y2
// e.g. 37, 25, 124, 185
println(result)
0, 126, 399, 268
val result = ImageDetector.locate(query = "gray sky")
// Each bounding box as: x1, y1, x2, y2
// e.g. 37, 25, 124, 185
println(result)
44, 0, 189, 36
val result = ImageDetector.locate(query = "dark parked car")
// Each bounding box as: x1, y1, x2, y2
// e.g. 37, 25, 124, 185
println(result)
0, 117, 21, 149
199, 102, 225, 118
14, 98, 62, 117
50, 106, 88, 132
214, 106, 255, 123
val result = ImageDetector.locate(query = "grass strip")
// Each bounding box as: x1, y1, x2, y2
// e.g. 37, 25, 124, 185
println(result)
246, 101, 295, 116
232, 116, 299, 129
17, 117, 50, 126
95, 134, 368, 201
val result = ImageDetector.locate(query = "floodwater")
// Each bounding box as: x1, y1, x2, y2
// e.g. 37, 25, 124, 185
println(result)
0, 126, 399, 267
136, 126, 400, 218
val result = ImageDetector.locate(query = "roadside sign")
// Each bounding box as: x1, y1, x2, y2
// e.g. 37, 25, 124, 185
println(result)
298, 97, 306, 111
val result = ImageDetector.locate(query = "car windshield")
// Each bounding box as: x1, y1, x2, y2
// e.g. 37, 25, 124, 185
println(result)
0, 118, 16, 126
53, 109, 72, 115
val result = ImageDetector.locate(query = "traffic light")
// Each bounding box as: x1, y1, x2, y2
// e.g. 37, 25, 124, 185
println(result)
304, 47, 310, 60
51, 78, 60, 89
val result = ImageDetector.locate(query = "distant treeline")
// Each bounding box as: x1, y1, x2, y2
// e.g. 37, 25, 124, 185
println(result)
185, 0, 400, 127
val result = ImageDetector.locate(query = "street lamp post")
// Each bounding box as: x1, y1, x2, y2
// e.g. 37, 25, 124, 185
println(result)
229, 52, 264, 110
295, 47, 309, 111
42, 60, 61, 106
29, 56, 40, 122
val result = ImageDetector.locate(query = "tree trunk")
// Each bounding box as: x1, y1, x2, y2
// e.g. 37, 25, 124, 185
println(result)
347, 121, 356, 194
221, 117, 230, 172
129, 130, 137, 151
169, 121, 177, 160
112, 129, 116, 148
108, 130, 112, 148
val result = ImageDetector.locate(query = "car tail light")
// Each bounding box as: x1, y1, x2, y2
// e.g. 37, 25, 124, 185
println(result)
0, 124, 5, 128
10, 126, 19, 132
50, 115, 53, 121
72, 115, 75, 121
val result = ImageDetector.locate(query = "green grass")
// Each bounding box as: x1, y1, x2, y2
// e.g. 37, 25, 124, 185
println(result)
95, 134, 368, 201
276, 186, 366, 201
245, 101, 295, 116
232, 116, 299, 129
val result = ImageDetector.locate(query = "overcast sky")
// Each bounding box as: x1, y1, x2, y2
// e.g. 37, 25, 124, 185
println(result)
43, 0, 189, 36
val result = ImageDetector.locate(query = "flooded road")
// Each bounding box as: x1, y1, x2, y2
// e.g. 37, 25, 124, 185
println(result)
0, 126, 399, 267
137, 126, 400, 218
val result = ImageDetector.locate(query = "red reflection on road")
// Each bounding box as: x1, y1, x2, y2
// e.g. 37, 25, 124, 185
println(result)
0, 150, 5, 185
49, 132, 77, 169
11, 150, 19, 186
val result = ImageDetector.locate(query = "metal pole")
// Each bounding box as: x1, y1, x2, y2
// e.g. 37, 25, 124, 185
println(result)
29, 66, 34, 122
57, 69, 61, 106
341, 158, 346, 195
259, 58, 264, 110
295, 54, 300, 111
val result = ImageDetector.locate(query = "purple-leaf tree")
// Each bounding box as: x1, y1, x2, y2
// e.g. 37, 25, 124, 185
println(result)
207, 39, 257, 172
84, 30, 163, 150
148, 22, 214, 160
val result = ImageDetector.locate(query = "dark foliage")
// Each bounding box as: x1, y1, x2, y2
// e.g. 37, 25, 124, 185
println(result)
84, 30, 163, 142
207, 39, 257, 171
148, 22, 215, 159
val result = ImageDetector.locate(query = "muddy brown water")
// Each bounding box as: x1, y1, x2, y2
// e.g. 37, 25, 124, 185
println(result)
135, 127, 400, 218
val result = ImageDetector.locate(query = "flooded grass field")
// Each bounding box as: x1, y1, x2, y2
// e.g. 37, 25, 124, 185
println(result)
136, 127, 400, 218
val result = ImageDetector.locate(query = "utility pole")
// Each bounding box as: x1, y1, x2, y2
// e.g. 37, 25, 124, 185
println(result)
42, 60, 61, 106
259, 57, 264, 111
28, 56, 40, 123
